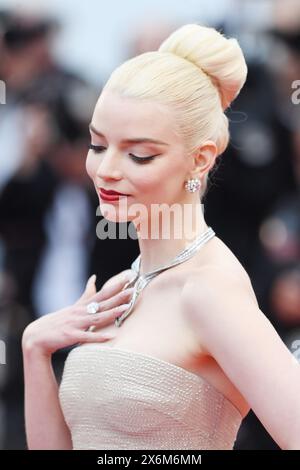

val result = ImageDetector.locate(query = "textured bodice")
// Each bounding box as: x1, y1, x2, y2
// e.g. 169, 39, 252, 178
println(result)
59, 344, 243, 450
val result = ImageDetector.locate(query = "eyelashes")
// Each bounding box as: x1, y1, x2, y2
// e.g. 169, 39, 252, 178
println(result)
88, 144, 159, 164
88, 144, 106, 153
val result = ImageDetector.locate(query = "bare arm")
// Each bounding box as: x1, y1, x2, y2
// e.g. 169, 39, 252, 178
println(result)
22, 346, 72, 450
22, 270, 134, 449
182, 267, 300, 450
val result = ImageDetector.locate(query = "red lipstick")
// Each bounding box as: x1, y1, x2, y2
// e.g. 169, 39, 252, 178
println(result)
98, 187, 129, 201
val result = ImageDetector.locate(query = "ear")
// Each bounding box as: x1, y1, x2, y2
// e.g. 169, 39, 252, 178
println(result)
189, 140, 218, 178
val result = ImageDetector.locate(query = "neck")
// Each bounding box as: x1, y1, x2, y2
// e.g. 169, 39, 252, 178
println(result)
134, 199, 208, 274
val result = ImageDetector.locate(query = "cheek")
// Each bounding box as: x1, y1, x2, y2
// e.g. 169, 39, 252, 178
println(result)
134, 165, 179, 201
132, 171, 163, 196
140, 161, 181, 188
85, 153, 96, 180
135, 172, 158, 188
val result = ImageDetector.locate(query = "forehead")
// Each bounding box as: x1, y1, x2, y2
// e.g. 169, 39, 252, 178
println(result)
92, 89, 179, 141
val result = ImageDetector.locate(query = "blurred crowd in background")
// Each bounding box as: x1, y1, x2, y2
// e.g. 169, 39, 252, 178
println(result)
0, 0, 299, 450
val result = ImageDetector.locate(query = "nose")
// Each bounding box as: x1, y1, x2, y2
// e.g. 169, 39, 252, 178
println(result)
96, 148, 122, 181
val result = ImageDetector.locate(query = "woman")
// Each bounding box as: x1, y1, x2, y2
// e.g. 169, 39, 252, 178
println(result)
22, 24, 300, 450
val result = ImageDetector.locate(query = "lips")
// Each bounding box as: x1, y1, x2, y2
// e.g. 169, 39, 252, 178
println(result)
98, 187, 129, 201
100, 188, 128, 196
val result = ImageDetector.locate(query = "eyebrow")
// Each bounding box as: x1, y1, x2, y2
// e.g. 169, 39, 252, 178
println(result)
89, 123, 169, 146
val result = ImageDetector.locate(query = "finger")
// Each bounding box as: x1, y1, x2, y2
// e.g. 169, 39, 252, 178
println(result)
75, 330, 116, 343
88, 271, 136, 304
75, 287, 133, 317
76, 274, 97, 303
92, 286, 134, 311
80, 303, 130, 329
102, 269, 135, 290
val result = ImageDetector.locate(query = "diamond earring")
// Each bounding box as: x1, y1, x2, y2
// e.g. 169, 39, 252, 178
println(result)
184, 178, 201, 193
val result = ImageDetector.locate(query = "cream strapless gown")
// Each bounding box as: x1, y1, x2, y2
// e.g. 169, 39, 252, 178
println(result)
59, 344, 243, 450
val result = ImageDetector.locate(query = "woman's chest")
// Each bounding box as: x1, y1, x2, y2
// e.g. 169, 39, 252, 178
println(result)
91, 268, 250, 418
96, 272, 202, 367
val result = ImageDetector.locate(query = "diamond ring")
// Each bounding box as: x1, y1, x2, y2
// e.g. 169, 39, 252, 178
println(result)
86, 301, 100, 314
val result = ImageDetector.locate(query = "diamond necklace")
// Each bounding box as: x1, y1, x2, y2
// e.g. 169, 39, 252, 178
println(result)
115, 226, 215, 327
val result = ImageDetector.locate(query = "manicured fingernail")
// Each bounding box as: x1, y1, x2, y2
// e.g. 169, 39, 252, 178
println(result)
120, 303, 130, 310
124, 288, 134, 295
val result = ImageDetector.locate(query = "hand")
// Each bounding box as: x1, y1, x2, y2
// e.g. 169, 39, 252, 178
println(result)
22, 270, 135, 357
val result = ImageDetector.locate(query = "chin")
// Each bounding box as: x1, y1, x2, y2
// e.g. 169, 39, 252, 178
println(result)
99, 202, 131, 224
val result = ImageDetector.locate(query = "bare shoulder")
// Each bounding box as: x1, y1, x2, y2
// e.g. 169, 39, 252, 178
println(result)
180, 240, 300, 450
181, 237, 259, 327
183, 237, 256, 299
202, 235, 256, 290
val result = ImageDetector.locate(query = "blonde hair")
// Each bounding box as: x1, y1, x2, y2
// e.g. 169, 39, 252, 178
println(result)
104, 24, 248, 197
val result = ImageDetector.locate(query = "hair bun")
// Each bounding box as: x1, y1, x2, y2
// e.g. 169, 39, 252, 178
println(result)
159, 24, 248, 110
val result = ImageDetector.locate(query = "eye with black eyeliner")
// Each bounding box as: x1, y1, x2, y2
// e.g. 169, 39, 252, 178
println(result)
88, 143, 160, 163
88, 144, 106, 153
128, 153, 158, 163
